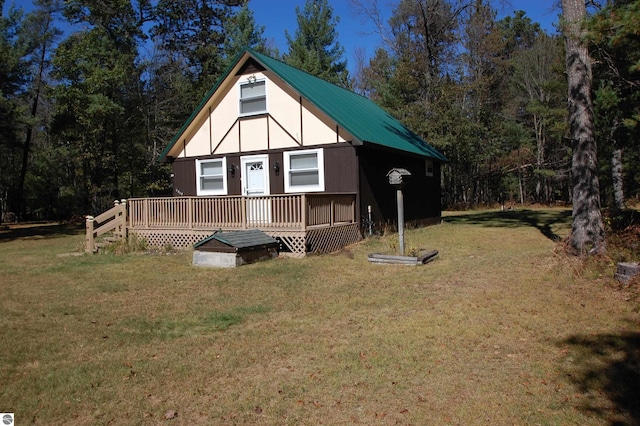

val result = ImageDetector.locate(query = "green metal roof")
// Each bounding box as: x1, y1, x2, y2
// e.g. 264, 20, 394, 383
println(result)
194, 229, 278, 250
160, 48, 447, 162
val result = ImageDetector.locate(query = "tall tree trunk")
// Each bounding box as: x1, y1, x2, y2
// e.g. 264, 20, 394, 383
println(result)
18, 79, 43, 218
17, 9, 53, 218
562, 0, 606, 255
611, 147, 624, 210
518, 171, 524, 205
533, 113, 543, 202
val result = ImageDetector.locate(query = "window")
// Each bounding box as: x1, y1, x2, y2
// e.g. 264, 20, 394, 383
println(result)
425, 159, 434, 177
284, 149, 325, 193
196, 158, 227, 195
239, 80, 266, 115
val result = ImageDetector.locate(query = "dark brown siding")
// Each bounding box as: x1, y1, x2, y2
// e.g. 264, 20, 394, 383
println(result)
226, 155, 241, 195
358, 146, 441, 226
324, 144, 358, 193
172, 156, 242, 196
169, 144, 444, 229
269, 152, 284, 194
236, 58, 266, 76
172, 159, 196, 196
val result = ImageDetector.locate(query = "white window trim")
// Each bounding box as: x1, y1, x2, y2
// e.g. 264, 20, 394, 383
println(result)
196, 157, 227, 196
238, 78, 267, 116
284, 148, 325, 193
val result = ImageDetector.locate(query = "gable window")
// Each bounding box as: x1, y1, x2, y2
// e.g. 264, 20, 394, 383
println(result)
284, 149, 325, 193
425, 159, 434, 177
196, 158, 227, 196
239, 80, 266, 115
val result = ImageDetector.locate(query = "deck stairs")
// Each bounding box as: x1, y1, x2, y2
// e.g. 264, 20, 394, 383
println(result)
85, 200, 127, 253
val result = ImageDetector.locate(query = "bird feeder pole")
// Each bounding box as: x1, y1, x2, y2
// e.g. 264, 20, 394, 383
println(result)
397, 188, 405, 255
387, 168, 412, 256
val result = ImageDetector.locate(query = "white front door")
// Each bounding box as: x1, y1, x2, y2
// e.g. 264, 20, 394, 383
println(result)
241, 155, 270, 223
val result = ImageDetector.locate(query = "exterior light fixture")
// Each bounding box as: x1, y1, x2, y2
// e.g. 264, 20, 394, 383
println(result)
273, 161, 280, 176
228, 164, 236, 177
247, 74, 257, 84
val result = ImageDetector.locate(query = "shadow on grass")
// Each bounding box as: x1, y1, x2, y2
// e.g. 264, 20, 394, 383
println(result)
0, 223, 83, 243
561, 328, 640, 425
443, 209, 572, 241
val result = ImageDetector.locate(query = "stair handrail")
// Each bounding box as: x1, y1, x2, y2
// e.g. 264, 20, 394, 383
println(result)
85, 199, 127, 253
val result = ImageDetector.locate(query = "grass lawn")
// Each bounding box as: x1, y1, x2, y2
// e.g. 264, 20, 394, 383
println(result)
1, 208, 639, 425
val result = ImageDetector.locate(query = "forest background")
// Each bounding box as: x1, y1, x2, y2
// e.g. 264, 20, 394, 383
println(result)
0, 0, 638, 221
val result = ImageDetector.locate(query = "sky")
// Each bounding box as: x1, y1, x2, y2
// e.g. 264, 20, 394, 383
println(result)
250, 0, 562, 68
5, 0, 561, 72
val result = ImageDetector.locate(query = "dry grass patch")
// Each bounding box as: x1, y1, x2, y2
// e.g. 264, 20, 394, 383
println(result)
1, 211, 639, 425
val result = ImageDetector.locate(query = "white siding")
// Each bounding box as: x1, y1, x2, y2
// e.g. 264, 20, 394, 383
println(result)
171, 66, 354, 159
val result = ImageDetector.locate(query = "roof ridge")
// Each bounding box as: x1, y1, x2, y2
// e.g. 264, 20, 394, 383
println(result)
246, 47, 371, 101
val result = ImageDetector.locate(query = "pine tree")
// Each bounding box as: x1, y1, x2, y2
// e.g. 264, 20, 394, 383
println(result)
51, 0, 148, 213
222, 1, 267, 67
284, 0, 349, 87
149, 0, 244, 173
561, 0, 606, 255
15, 0, 63, 218
152, 0, 242, 97
0, 4, 27, 218
589, 0, 640, 210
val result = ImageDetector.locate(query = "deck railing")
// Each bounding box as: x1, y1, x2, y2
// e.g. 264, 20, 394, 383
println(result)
85, 199, 127, 253
127, 193, 356, 231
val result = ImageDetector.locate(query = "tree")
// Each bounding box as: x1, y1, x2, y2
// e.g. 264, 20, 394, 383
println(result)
284, 0, 349, 87
561, 0, 606, 255
508, 32, 567, 203
589, 0, 640, 210
0, 3, 26, 218
51, 0, 148, 213
152, 0, 242, 97
384, 0, 465, 117
459, 0, 507, 204
221, 1, 267, 67
15, 0, 62, 217
497, 9, 542, 55
353, 1, 581, 208
149, 0, 244, 168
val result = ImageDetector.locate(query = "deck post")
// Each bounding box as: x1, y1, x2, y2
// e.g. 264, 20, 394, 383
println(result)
85, 216, 95, 253
113, 199, 120, 234
241, 197, 247, 229
187, 197, 193, 230
143, 198, 149, 229
301, 194, 307, 230
120, 199, 127, 238
330, 198, 335, 226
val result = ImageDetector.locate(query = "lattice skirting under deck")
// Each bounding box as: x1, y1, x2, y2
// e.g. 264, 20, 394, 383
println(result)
305, 224, 362, 254
131, 229, 212, 250
130, 224, 362, 257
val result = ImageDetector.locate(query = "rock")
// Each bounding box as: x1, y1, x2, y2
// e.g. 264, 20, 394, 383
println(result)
615, 262, 640, 285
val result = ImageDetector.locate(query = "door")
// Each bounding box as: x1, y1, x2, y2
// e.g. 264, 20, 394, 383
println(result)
241, 155, 270, 224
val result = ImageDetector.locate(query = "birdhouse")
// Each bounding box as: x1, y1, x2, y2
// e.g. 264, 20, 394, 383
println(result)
387, 168, 411, 187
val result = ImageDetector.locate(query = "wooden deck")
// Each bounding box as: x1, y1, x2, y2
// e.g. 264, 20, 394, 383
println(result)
87, 194, 362, 256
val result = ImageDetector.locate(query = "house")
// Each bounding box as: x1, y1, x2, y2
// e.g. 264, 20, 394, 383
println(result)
88, 48, 447, 256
